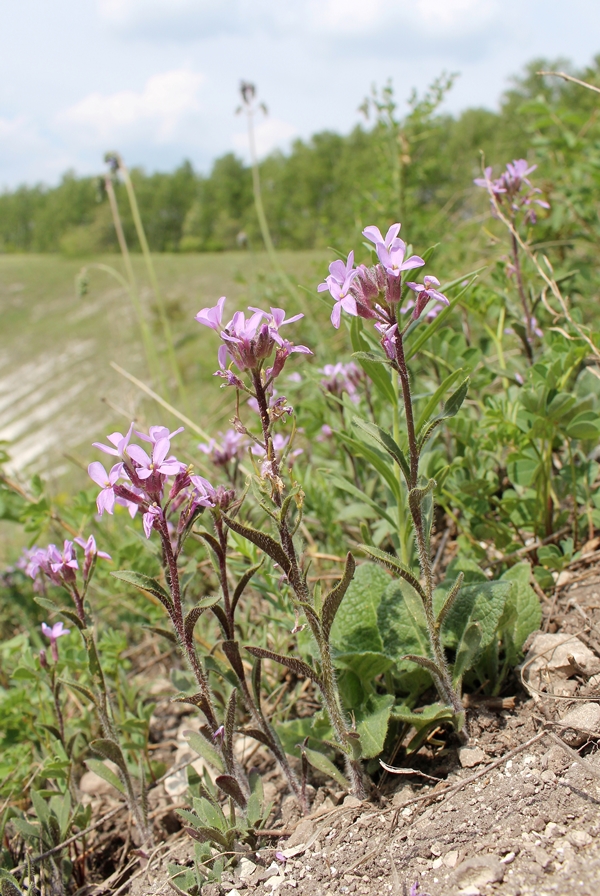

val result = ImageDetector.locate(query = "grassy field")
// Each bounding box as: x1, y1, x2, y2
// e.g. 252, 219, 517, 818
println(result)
0, 250, 330, 481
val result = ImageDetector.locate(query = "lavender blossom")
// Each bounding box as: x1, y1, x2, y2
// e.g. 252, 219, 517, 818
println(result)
320, 362, 363, 403
362, 224, 424, 279
28, 542, 79, 588
127, 438, 185, 481
197, 298, 311, 376
474, 159, 550, 220
88, 461, 123, 515
142, 504, 162, 539
41, 621, 70, 662
92, 422, 134, 460
403, 276, 449, 320
74, 534, 111, 581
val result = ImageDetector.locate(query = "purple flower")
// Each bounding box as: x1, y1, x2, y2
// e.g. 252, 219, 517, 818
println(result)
195, 296, 227, 331
28, 543, 79, 588
74, 535, 111, 581
135, 425, 184, 445
327, 275, 359, 329
127, 439, 184, 481
251, 306, 305, 346
88, 461, 123, 515
212, 725, 225, 741
190, 475, 218, 509
41, 620, 70, 662
375, 322, 398, 360
475, 159, 549, 222
362, 223, 424, 280
92, 422, 134, 460
403, 276, 449, 320
320, 362, 363, 403
142, 504, 162, 539
317, 251, 357, 293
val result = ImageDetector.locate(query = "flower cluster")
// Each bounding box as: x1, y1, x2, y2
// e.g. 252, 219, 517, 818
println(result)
26, 537, 111, 589
199, 428, 249, 467
474, 159, 550, 224
317, 223, 448, 361
89, 423, 218, 540
195, 298, 311, 383
319, 362, 364, 403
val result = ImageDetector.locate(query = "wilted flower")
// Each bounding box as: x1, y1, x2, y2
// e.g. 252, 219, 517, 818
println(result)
74, 535, 111, 581
403, 276, 449, 320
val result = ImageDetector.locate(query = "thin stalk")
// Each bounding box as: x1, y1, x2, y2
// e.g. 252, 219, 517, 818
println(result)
117, 159, 187, 405
251, 368, 365, 794
391, 368, 410, 564
104, 177, 161, 387
245, 111, 302, 307
510, 230, 533, 360
393, 331, 464, 720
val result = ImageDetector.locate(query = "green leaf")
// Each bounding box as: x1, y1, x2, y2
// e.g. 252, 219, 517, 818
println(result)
350, 316, 396, 404
216, 775, 247, 809
326, 472, 397, 529
302, 746, 350, 789
321, 552, 355, 641
392, 702, 455, 753
377, 578, 430, 665
330, 563, 390, 654
566, 411, 600, 440
111, 570, 173, 609
352, 418, 410, 483
90, 739, 128, 776
333, 651, 394, 682
336, 431, 402, 503
357, 543, 424, 598
354, 694, 395, 759
85, 759, 125, 795
453, 622, 482, 687
498, 563, 542, 664
222, 515, 291, 575
244, 646, 321, 684
439, 582, 511, 651
415, 368, 465, 434
184, 730, 225, 773
193, 796, 227, 831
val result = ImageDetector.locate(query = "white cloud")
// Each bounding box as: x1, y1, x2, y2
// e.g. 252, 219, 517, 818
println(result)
415, 0, 498, 33
59, 69, 205, 143
233, 116, 298, 159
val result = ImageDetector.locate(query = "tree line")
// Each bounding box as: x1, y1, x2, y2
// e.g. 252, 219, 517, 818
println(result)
0, 56, 599, 257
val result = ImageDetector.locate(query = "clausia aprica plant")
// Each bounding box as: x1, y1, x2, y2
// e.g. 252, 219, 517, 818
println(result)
19, 212, 548, 872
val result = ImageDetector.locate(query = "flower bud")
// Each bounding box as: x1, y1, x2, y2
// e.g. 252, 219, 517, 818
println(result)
39, 649, 48, 670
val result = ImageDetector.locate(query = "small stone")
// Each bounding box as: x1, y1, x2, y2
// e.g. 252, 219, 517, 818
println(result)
444, 850, 459, 868
286, 819, 315, 849
559, 703, 600, 746
430, 842, 442, 856
531, 846, 552, 870
239, 858, 257, 881
432, 857, 443, 869
458, 887, 481, 896
459, 746, 486, 768
540, 769, 556, 784
568, 829, 593, 848
501, 852, 516, 864
343, 795, 362, 809
453, 856, 504, 889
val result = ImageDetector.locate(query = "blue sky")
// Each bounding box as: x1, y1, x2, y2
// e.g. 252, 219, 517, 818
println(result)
1, 0, 599, 188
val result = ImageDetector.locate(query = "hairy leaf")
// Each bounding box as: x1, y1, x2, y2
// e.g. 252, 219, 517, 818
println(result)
355, 694, 395, 759
357, 543, 425, 599
222, 516, 291, 575
321, 552, 356, 641
184, 730, 224, 772
302, 746, 350, 789
85, 758, 125, 795
352, 417, 411, 483
330, 562, 390, 655
216, 775, 247, 809
244, 646, 321, 685
111, 570, 173, 610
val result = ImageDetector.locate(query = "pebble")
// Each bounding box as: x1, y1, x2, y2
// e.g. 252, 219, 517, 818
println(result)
559, 703, 600, 747
459, 746, 486, 768
444, 850, 459, 868
453, 856, 505, 889
568, 829, 593, 848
